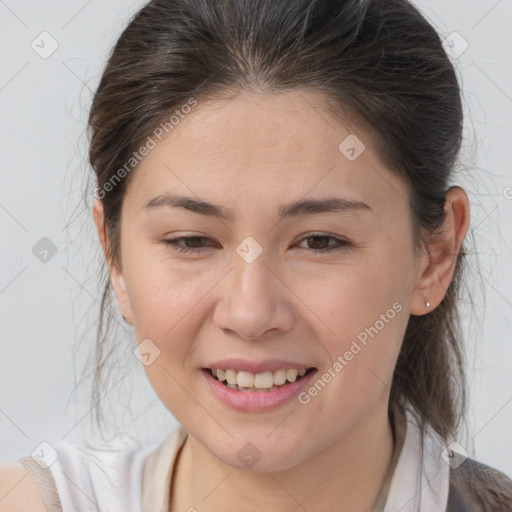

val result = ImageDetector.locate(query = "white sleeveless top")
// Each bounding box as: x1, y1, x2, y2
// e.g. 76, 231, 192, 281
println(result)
17, 403, 451, 512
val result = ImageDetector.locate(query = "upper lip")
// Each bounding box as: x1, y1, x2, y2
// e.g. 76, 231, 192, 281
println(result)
203, 358, 316, 374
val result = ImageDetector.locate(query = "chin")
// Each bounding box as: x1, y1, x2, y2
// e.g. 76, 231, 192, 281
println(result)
207, 436, 307, 473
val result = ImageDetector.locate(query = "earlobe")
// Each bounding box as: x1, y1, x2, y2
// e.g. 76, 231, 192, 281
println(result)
410, 186, 470, 316
111, 267, 134, 325
92, 199, 134, 326
93, 200, 108, 257
117, 273, 127, 293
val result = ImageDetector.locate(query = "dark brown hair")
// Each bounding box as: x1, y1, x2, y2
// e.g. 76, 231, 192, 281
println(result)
85, 0, 471, 463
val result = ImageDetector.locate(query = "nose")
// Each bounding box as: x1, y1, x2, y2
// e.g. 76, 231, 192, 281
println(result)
212, 251, 294, 340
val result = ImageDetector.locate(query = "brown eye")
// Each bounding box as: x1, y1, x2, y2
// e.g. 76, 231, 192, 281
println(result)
163, 236, 217, 253
297, 234, 351, 254
162, 234, 351, 255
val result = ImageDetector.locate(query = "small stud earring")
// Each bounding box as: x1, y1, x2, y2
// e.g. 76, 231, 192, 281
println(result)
426, 300, 431, 309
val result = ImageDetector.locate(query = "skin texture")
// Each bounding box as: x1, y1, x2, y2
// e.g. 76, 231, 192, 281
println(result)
0, 463, 46, 512
93, 90, 470, 512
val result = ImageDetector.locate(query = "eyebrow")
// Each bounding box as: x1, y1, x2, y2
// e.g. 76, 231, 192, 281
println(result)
143, 193, 372, 221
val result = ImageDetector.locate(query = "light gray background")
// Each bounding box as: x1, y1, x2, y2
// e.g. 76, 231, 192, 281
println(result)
1, 0, 511, 477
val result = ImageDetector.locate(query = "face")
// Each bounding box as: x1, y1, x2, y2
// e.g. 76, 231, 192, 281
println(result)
98, 90, 426, 471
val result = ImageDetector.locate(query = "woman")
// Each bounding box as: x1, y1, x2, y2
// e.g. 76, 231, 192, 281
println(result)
2, 0, 511, 510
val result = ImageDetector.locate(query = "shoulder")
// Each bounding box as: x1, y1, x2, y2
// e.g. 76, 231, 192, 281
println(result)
1, 435, 164, 512
0, 462, 46, 512
447, 457, 512, 512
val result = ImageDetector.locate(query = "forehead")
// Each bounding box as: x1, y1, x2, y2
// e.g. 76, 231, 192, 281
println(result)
125, 90, 410, 219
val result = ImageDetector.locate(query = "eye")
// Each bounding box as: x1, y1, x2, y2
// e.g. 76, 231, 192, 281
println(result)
162, 234, 351, 255
295, 234, 352, 254
162, 236, 218, 253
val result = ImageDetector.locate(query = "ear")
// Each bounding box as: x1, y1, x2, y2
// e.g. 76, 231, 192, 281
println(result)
92, 199, 134, 325
410, 186, 470, 316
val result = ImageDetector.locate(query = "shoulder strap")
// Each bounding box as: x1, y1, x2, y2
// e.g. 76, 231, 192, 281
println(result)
141, 426, 188, 512
19, 437, 153, 512
17, 456, 63, 512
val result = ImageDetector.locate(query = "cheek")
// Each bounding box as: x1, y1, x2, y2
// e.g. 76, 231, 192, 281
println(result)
128, 271, 207, 354
297, 249, 412, 389
307, 260, 408, 341
123, 250, 230, 380
294, 267, 409, 428
123, 258, 214, 417
124, 243, 210, 322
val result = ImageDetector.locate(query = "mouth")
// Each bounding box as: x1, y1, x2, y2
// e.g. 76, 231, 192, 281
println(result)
201, 367, 317, 392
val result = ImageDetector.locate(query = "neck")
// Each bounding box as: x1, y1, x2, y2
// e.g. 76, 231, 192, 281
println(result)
170, 396, 395, 512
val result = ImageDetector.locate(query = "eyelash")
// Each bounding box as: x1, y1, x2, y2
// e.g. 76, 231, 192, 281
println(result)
162, 234, 351, 255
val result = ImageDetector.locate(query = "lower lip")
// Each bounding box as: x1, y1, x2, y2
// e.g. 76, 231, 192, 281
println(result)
200, 368, 318, 412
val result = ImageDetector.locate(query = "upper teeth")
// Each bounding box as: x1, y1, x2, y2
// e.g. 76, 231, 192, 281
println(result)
211, 368, 308, 388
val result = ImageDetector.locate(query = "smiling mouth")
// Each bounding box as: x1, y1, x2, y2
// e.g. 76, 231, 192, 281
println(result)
202, 367, 317, 392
